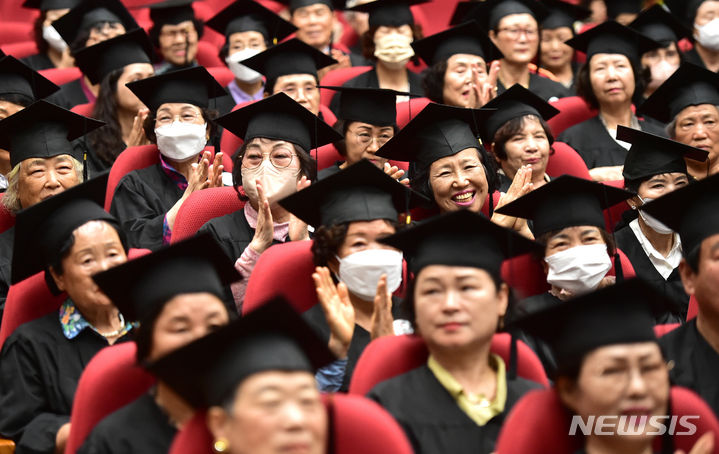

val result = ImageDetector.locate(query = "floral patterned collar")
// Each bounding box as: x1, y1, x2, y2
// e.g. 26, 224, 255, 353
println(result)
58, 299, 135, 340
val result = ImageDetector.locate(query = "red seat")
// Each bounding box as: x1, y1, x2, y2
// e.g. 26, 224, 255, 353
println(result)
546, 142, 591, 180
38, 67, 83, 86
319, 66, 373, 107
312, 143, 344, 170
196, 41, 223, 68
0, 194, 14, 234
64, 343, 156, 454
169, 393, 414, 454
0, 3, 38, 22
547, 96, 597, 137
414, 0, 461, 36
688, 294, 698, 321
0, 41, 39, 59
349, 333, 549, 396
0, 22, 34, 44
71, 102, 95, 117
654, 323, 680, 337
502, 253, 550, 301
170, 186, 245, 243
206, 66, 233, 87
395, 97, 431, 128
495, 386, 719, 454
601, 179, 631, 231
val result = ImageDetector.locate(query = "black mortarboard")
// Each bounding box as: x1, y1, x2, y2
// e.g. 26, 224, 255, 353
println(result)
480, 84, 560, 145
0, 55, 59, 100
628, 5, 691, 46
206, 0, 297, 42
125, 66, 227, 112
665, 0, 705, 28
318, 86, 408, 126
638, 63, 719, 124
412, 20, 501, 66
617, 125, 708, 183
380, 209, 540, 276
605, 0, 641, 19
51, 0, 138, 47
92, 234, 240, 323
148, 0, 196, 26
0, 100, 104, 168
347, 0, 428, 28
565, 20, 661, 64
240, 38, 337, 85
375, 102, 494, 171
541, 0, 591, 30
279, 159, 428, 227
641, 173, 719, 257
11, 173, 113, 284
22, 0, 82, 11
73, 28, 155, 85
451, 0, 548, 31
275, 0, 344, 13
146, 297, 335, 408
215, 92, 341, 152
509, 279, 671, 372
494, 175, 634, 236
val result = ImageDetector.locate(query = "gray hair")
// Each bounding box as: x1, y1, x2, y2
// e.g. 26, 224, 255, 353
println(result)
2, 157, 84, 214
664, 105, 719, 140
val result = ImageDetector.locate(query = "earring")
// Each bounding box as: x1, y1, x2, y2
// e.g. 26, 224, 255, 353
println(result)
213, 438, 229, 453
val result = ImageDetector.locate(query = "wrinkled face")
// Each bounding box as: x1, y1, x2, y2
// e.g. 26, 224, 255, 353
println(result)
681, 233, 719, 317
429, 148, 488, 214
490, 13, 539, 64
18, 154, 80, 209
413, 265, 508, 351
228, 30, 267, 56
158, 20, 199, 66
558, 343, 669, 443
544, 225, 607, 259
0, 101, 24, 174
148, 292, 229, 362
497, 116, 550, 179
85, 21, 126, 47
329, 219, 396, 274
209, 371, 327, 454
343, 121, 393, 167
51, 221, 127, 309
442, 53, 488, 108
673, 105, 719, 169
540, 27, 574, 69
630, 172, 689, 209
589, 53, 635, 107
154, 102, 208, 135
115, 63, 154, 113
291, 3, 334, 49
273, 74, 320, 115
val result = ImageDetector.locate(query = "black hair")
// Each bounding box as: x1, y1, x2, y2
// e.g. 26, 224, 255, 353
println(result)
33, 12, 50, 56
86, 67, 126, 167
0, 93, 34, 108
421, 60, 449, 104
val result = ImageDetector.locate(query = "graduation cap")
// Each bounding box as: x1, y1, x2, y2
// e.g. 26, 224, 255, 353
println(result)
380, 209, 540, 276
565, 20, 661, 64
22, 0, 82, 11
641, 173, 719, 257
279, 159, 428, 227
146, 297, 335, 408
205, 0, 297, 43
664, 0, 705, 28
125, 66, 227, 112
0, 100, 104, 168
411, 20, 501, 66
628, 4, 691, 46
541, 0, 591, 30
480, 84, 560, 145
148, 0, 196, 27
347, 0, 428, 28
451, 0, 548, 32
11, 173, 113, 285
375, 102, 494, 171
0, 55, 59, 100
73, 28, 155, 85
638, 63, 719, 124
494, 175, 634, 236
215, 92, 341, 152
605, 0, 642, 19
240, 38, 337, 85
318, 86, 410, 126
274, 0, 344, 13
508, 279, 671, 373
92, 234, 240, 323
51, 0, 138, 48
617, 125, 708, 183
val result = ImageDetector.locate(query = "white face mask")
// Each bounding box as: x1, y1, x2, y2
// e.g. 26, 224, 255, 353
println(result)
336, 249, 403, 302
374, 33, 415, 68
42, 24, 68, 52
545, 244, 612, 295
695, 18, 719, 51
648, 60, 679, 90
638, 196, 674, 234
225, 48, 263, 83
241, 160, 300, 204
155, 121, 208, 161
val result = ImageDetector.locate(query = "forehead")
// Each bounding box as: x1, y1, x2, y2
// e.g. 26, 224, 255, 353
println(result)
245, 137, 294, 149
447, 53, 486, 66
157, 103, 201, 112
676, 104, 719, 119
583, 341, 662, 365
589, 53, 631, 67
275, 73, 317, 86
549, 225, 602, 239
229, 30, 266, 43
498, 13, 537, 28
696, 0, 719, 17
21, 153, 73, 167
345, 218, 395, 236
416, 264, 491, 281
161, 20, 196, 31
293, 3, 331, 15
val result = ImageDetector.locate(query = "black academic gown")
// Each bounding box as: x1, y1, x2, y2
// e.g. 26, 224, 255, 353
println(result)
20, 53, 55, 71
0, 226, 14, 325
496, 72, 571, 102
683, 48, 709, 70
557, 116, 666, 168
614, 226, 687, 323
0, 310, 133, 454
55, 78, 90, 110
317, 162, 343, 180
109, 163, 184, 251
368, 365, 542, 454
511, 292, 561, 378
659, 319, 719, 418
76, 393, 176, 454
328, 68, 423, 117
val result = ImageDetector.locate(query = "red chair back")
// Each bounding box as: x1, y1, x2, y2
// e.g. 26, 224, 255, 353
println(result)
546, 142, 591, 180
413, 0, 461, 36
688, 294, 698, 321
654, 323, 680, 337
502, 253, 550, 300
71, 102, 95, 117
0, 194, 15, 234
0, 41, 38, 59
312, 143, 344, 170
547, 96, 597, 137
395, 97, 431, 128
319, 66, 373, 107
170, 186, 245, 243
206, 66, 233, 87
610, 248, 636, 279
64, 343, 156, 454
349, 333, 549, 396
601, 179, 631, 231
0, 3, 38, 22
0, 22, 34, 44
196, 40, 223, 68
38, 67, 83, 86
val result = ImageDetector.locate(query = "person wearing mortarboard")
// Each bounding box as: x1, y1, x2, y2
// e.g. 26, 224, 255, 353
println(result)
604, 0, 642, 24
412, 20, 502, 109
665, 0, 719, 72
556, 21, 666, 182
110, 66, 227, 251
642, 173, 719, 418
613, 126, 708, 323
20, 0, 81, 71
278, 160, 427, 391
0, 175, 135, 454
638, 63, 719, 179
199, 92, 340, 308
147, 0, 203, 76
366, 210, 542, 454
452, 0, 571, 102
77, 234, 237, 454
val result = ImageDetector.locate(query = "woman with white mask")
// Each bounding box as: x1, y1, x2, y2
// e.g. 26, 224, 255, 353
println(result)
110, 67, 227, 251
279, 159, 428, 392
614, 126, 708, 322
674, 0, 719, 72
21, 0, 80, 71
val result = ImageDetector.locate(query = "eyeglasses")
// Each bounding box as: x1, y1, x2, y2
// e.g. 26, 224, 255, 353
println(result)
497, 27, 538, 39
155, 111, 202, 126
242, 150, 297, 169
350, 129, 392, 148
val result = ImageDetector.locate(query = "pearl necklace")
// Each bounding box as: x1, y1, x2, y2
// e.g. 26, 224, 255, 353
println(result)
96, 313, 126, 338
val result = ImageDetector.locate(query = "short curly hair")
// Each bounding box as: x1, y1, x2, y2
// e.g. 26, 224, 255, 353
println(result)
311, 219, 400, 268
421, 60, 448, 104
490, 114, 555, 161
